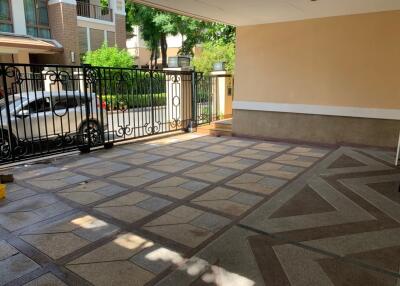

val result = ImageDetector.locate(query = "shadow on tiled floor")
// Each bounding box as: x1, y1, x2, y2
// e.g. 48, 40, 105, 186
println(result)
1, 133, 399, 285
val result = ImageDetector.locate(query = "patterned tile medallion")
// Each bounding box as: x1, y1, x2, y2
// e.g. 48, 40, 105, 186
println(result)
77, 161, 131, 177
177, 150, 222, 162
200, 144, 240, 155
144, 206, 231, 248
226, 173, 287, 195
251, 162, 304, 179
146, 177, 209, 199
252, 142, 291, 152
234, 148, 276, 160
191, 187, 263, 216
0, 194, 72, 231
210, 156, 259, 170
221, 139, 256, 148
28, 171, 89, 190
67, 233, 182, 286
272, 154, 318, 168
0, 241, 40, 285
115, 152, 164, 165
184, 165, 238, 183
58, 181, 126, 205
94, 192, 172, 223
4, 134, 400, 286
148, 158, 196, 173
20, 213, 119, 259
108, 168, 167, 187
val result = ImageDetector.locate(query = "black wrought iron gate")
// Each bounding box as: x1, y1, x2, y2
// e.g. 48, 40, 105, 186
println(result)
0, 63, 228, 165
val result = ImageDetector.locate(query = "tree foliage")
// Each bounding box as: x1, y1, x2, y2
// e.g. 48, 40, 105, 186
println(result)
83, 43, 134, 68
193, 42, 235, 74
203, 23, 236, 45
125, 3, 236, 71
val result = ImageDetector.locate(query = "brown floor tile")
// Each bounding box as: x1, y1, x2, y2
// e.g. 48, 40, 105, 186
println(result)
67, 261, 154, 286
226, 173, 287, 195
184, 165, 238, 183
146, 177, 209, 199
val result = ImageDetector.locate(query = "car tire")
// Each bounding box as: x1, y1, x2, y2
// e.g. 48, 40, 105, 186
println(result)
78, 120, 103, 151
0, 130, 16, 159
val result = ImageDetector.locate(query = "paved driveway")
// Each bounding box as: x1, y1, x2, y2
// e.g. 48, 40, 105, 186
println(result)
0, 133, 399, 285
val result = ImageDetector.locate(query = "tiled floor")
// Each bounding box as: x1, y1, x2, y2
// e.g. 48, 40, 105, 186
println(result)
0, 133, 399, 285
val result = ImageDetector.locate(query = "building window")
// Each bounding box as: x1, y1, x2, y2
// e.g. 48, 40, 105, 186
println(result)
0, 0, 13, 33
24, 0, 50, 39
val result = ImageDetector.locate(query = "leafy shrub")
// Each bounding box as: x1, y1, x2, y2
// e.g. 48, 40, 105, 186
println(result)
83, 43, 134, 68
193, 42, 235, 74
100, 93, 166, 110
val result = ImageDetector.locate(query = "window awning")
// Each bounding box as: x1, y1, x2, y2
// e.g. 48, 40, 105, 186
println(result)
0, 33, 63, 54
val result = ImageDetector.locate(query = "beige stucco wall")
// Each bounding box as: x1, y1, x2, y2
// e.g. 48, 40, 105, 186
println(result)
235, 10, 400, 110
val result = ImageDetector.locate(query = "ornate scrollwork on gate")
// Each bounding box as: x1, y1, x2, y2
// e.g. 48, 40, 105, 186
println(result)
116, 125, 134, 137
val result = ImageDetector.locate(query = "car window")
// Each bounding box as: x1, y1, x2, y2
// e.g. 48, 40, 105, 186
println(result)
24, 98, 51, 113
53, 96, 78, 110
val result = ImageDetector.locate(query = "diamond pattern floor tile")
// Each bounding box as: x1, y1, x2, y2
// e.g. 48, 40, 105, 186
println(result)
184, 165, 238, 183
192, 187, 263, 216
226, 173, 287, 195
146, 177, 209, 199
108, 168, 167, 187
94, 192, 172, 223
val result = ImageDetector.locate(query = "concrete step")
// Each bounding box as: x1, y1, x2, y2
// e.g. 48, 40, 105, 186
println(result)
197, 122, 232, 137
209, 128, 233, 137
213, 123, 232, 131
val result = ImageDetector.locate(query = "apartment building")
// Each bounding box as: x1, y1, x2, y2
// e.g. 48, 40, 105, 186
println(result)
126, 26, 202, 68
0, 0, 126, 66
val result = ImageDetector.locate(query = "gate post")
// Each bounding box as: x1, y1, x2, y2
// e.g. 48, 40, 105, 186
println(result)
189, 71, 197, 132
0, 64, 15, 161
163, 68, 193, 131
149, 70, 155, 134
81, 64, 92, 153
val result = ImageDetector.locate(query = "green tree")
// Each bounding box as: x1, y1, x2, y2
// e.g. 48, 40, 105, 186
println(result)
204, 23, 236, 45
126, 3, 206, 67
83, 43, 134, 68
125, 3, 236, 69
193, 42, 235, 74
126, 3, 167, 68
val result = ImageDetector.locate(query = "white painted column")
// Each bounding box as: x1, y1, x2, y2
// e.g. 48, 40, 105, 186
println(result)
164, 68, 193, 129
86, 27, 91, 51
11, 0, 27, 35
210, 71, 233, 118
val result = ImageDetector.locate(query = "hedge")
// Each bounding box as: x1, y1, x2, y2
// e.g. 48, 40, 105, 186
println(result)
101, 93, 166, 110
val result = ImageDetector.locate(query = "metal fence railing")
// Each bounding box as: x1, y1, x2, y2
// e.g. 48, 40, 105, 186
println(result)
76, 1, 113, 22
0, 63, 230, 164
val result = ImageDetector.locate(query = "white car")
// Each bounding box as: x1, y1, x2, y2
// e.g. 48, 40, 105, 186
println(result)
0, 91, 106, 153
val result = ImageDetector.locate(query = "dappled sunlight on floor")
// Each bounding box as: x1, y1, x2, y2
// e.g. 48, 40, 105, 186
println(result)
1, 133, 399, 285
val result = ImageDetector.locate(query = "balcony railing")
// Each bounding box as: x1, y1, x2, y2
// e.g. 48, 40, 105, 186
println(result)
76, 1, 113, 22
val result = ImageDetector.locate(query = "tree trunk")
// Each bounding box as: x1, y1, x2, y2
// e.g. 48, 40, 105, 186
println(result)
160, 34, 168, 68
150, 49, 155, 69
153, 50, 157, 69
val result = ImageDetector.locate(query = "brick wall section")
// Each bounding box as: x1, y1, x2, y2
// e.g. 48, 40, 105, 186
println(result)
48, 3, 79, 65
115, 15, 126, 49
90, 28, 105, 50
107, 31, 116, 46
78, 27, 88, 54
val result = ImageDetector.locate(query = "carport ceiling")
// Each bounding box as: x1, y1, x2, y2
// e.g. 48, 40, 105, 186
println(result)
132, 0, 400, 26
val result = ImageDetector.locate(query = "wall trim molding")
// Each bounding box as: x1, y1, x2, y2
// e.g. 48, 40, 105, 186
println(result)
77, 16, 115, 27
233, 101, 400, 120
48, 0, 76, 5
